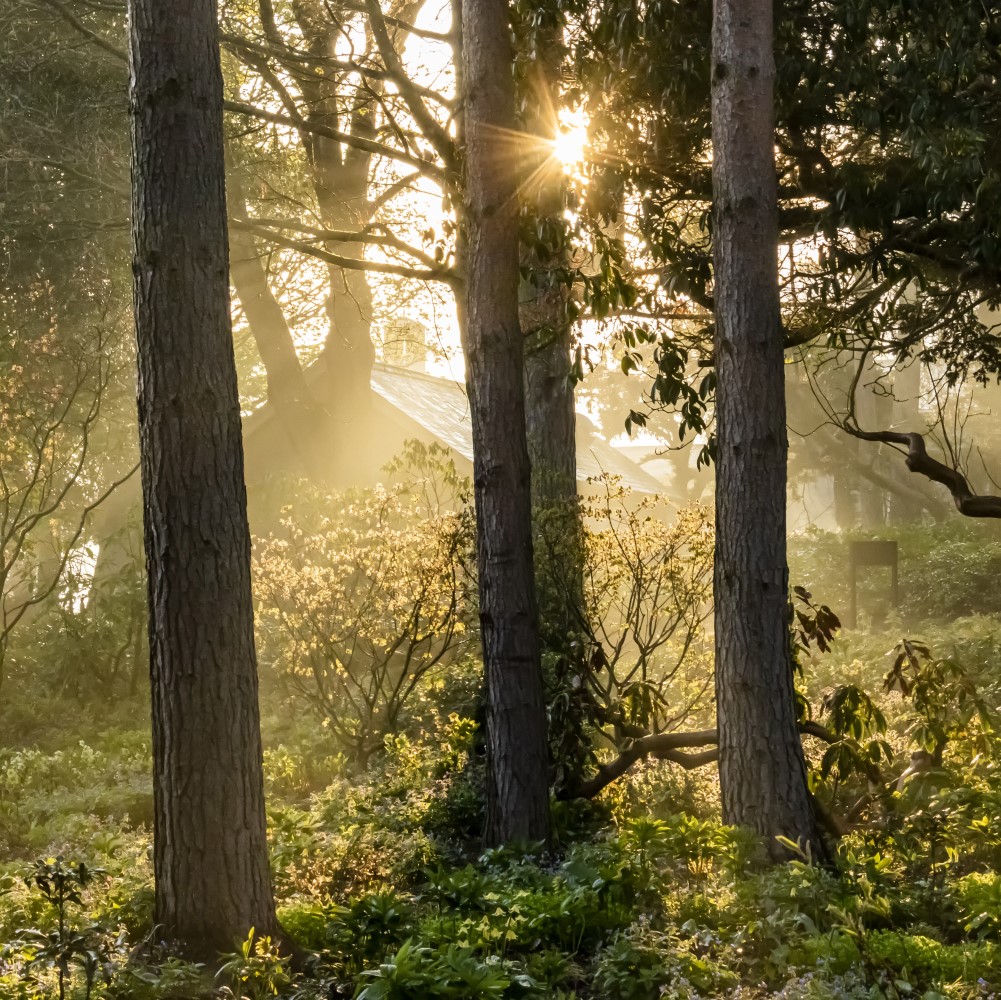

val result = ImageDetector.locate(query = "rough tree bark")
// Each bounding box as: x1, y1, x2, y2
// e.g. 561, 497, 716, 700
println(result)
520, 16, 577, 511
461, 0, 551, 845
710, 0, 823, 859
524, 329, 577, 505
516, 16, 589, 791
128, 0, 279, 955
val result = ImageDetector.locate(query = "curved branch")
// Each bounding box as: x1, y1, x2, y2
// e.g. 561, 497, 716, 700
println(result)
803, 420, 950, 522
560, 718, 877, 808
845, 425, 1001, 518
558, 728, 719, 800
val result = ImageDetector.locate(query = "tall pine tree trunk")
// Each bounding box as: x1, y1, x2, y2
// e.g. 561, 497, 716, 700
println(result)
128, 0, 279, 954
520, 14, 577, 509
519, 14, 579, 531
710, 0, 822, 859
524, 330, 577, 508
462, 0, 550, 845
518, 15, 588, 790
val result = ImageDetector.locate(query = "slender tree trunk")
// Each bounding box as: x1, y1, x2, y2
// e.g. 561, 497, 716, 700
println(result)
518, 17, 579, 535
292, 4, 376, 417
857, 356, 890, 528
229, 176, 331, 482
711, 0, 822, 859
517, 16, 589, 789
520, 17, 577, 509
313, 0, 428, 409
517, 13, 576, 507
833, 438, 861, 529
315, 154, 375, 416
524, 333, 577, 506
461, 0, 550, 845
229, 181, 314, 412
128, 0, 279, 955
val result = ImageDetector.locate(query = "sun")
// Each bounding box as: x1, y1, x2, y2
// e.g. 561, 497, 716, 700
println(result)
554, 125, 587, 169
553, 109, 589, 171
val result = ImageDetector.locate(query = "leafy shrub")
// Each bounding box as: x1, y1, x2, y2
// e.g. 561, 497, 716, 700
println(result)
594, 923, 739, 1000
254, 448, 475, 761
19, 553, 147, 703
276, 901, 334, 953
789, 522, 1001, 625
354, 940, 539, 999
956, 873, 1001, 938
579, 482, 715, 741
217, 928, 292, 999
2, 857, 124, 1000
0, 734, 152, 855
792, 930, 1001, 988
112, 957, 210, 1000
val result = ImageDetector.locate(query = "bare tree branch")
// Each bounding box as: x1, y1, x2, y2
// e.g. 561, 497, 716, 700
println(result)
241, 215, 440, 267
231, 217, 458, 284
223, 98, 448, 178
363, 0, 455, 166
558, 729, 719, 800
33, 0, 126, 60
844, 425, 1001, 518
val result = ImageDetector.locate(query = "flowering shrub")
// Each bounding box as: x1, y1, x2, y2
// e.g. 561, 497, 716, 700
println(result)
254, 447, 475, 761
581, 478, 715, 739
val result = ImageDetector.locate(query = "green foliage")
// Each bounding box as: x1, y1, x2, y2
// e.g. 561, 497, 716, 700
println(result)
792, 929, 1001, 994
116, 957, 209, 1000
955, 873, 1001, 939
2, 858, 122, 1000
18, 556, 147, 704
540, 480, 715, 794
0, 732, 152, 856
217, 929, 292, 999
883, 639, 993, 757
4, 518, 1001, 1000
5, 732, 1001, 998
593, 923, 739, 1000
813, 684, 892, 787
254, 449, 475, 761
789, 523, 1001, 625
354, 940, 538, 999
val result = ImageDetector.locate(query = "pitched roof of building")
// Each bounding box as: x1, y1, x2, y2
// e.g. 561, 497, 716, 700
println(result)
370, 363, 667, 495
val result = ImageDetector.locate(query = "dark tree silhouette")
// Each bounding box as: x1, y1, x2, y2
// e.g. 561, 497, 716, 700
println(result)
461, 0, 551, 845
128, 0, 279, 954
710, 0, 823, 859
